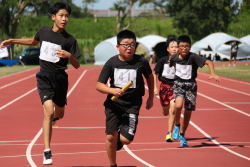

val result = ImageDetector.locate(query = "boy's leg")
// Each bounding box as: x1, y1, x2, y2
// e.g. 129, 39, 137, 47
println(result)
228, 54, 232, 66
181, 110, 193, 134
162, 105, 170, 116
168, 99, 176, 132
43, 100, 54, 150
164, 99, 175, 142
106, 131, 118, 166
53, 103, 65, 124
172, 97, 184, 139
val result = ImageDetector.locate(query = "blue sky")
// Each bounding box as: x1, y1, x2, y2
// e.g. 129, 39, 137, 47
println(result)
72, 0, 150, 10
73, 0, 242, 10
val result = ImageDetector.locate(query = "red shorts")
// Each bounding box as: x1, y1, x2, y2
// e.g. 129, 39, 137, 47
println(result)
159, 82, 174, 106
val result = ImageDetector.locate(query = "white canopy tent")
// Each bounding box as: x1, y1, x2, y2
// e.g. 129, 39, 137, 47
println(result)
94, 35, 167, 65
191, 33, 250, 60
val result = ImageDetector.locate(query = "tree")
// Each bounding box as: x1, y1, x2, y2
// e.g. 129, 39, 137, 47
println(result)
110, 0, 158, 32
241, 0, 250, 14
167, 0, 239, 41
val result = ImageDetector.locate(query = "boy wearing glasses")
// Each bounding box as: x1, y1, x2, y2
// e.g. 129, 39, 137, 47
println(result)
96, 30, 154, 167
169, 35, 220, 147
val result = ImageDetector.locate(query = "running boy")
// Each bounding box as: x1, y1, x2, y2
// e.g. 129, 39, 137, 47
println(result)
169, 35, 220, 147
0, 2, 80, 165
153, 35, 178, 142
96, 30, 154, 167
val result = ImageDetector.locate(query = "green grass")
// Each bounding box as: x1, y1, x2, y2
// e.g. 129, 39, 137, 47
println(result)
198, 64, 250, 82
0, 64, 98, 77
1, 63, 249, 82
0, 65, 38, 77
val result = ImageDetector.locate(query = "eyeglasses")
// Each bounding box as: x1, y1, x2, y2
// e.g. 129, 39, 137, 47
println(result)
119, 44, 136, 49
179, 45, 191, 49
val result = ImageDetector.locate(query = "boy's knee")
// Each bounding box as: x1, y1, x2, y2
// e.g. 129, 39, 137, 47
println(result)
162, 107, 169, 116
120, 135, 132, 145
106, 132, 117, 143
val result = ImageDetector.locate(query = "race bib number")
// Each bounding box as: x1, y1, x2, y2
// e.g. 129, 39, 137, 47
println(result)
114, 68, 137, 88
162, 64, 175, 79
39, 41, 61, 63
175, 64, 192, 80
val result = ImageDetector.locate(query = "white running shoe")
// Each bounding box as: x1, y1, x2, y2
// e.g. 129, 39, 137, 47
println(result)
43, 150, 53, 165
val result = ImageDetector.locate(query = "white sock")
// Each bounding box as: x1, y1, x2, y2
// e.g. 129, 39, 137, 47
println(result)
44, 149, 51, 152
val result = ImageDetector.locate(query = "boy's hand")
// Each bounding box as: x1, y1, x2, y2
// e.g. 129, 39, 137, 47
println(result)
0, 40, 11, 49
56, 49, 71, 59
209, 74, 220, 82
146, 98, 153, 110
112, 88, 124, 97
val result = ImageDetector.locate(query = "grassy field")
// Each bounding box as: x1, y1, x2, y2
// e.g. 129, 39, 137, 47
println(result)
1, 63, 249, 82
0, 65, 38, 77
198, 64, 250, 82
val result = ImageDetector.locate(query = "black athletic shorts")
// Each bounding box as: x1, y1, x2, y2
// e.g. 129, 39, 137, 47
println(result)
36, 68, 68, 107
104, 97, 142, 141
231, 53, 237, 59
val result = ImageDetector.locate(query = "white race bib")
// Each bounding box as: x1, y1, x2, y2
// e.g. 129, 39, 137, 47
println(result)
39, 41, 61, 63
175, 64, 192, 79
114, 68, 137, 88
162, 64, 175, 79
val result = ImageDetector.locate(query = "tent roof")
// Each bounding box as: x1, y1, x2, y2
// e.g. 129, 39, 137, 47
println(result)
139, 35, 166, 52
240, 35, 250, 46
191, 32, 240, 53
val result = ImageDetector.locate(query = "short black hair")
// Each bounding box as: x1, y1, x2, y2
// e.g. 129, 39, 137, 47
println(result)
50, 2, 71, 15
177, 35, 191, 45
166, 35, 177, 47
117, 30, 136, 45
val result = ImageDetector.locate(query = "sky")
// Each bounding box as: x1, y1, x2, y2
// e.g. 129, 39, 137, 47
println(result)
72, 0, 150, 10
73, 0, 243, 10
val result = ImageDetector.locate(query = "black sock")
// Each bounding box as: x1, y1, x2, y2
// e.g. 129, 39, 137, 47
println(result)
180, 133, 184, 136
175, 123, 180, 127
110, 164, 117, 167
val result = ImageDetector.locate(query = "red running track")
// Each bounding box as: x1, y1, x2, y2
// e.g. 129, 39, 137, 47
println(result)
0, 65, 249, 167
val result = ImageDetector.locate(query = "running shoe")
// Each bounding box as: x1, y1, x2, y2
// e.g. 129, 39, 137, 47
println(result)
179, 135, 188, 147
43, 150, 53, 165
172, 126, 180, 140
165, 132, 173, 142
117, 131, 124, 151
52, 117, 59, 126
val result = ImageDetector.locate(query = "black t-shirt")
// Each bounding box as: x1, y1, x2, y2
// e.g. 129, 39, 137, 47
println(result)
154, 55, 175, 84
98, 54, 152, 101
231, 44, 238, 54
170, 52, 207, 81
34, 26, 81, 71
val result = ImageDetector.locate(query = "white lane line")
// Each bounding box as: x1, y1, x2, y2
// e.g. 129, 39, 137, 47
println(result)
26, 69, 87, 167
0, 88, 37, 111
122, 84, 155, 166
3, 145, 250, 159
146, 84, 250, 161
198, 72, 250, 85
189, 120, 250, 161
0, 67, 39, 79
0, 74, 34, 89
124, 146, 155, 167
198, 92, 250, 117
196, 79, 250, 96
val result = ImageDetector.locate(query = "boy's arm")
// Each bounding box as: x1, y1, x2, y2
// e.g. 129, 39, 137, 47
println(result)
0, 38, 39, 49
145, 74, 154, 110
69, 55, 80, 69
205, 60, 220, 82
96, 82, 125, 97
55, 49, 80, 69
